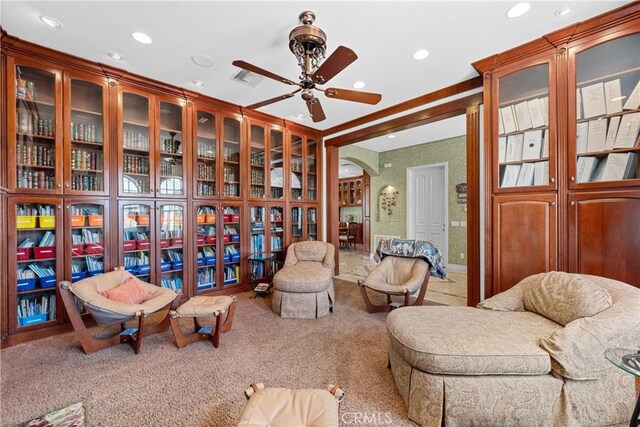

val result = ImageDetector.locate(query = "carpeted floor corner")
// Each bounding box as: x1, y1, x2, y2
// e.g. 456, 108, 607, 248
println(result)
1, 279, 424, 426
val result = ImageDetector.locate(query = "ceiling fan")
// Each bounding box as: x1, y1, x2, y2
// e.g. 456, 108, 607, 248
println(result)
233, 11, 382, 123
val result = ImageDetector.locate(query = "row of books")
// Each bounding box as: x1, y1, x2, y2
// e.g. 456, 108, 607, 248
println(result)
27, 263, 56, 278
499, 96, 549, 135
271, 236, 283, 252
198, 226, 216, 236
160, 277, 183, 291
124, 253, 150, 266
17, 205, 55, 216
224, 266, 239, 284
38, 231, 55, 246
196, 141, 216, 159
71, 257, 103, 273
199, 246, 215, 258
162, 250, 183, 261
250, 235, 265, 254
124, 230, 148, 240
197, 163, 215, 180
224, 245, 239, 255
197, 268, 215, 288
576, 153, 637, 183
499, 130, 549, 163
578, 79, 640, 120
71, 206, 101, 216
71, 229, 102, 244
16, 144, 55, 167
198, 206, 216, 215
224, 225, 239, 235
17, 268, 37, 279
17, 294, 56, 322
501, 161, 549, 188
17, 170, 56, 190
576, 113, 640, 153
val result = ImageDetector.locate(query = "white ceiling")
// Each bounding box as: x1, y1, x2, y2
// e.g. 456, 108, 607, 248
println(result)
338, 159, 363, 178
1, 1, 628, 131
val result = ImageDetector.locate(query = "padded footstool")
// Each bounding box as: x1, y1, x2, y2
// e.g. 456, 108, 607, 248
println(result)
169, 295, 236, 348
237, 383, 345, 427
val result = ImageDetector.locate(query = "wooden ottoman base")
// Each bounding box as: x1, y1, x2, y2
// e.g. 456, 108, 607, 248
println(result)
169, 296, 236, 349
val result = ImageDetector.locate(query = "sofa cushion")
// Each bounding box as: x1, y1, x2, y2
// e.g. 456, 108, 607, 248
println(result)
523, 272, 612, 326
387, 306, 562, 375
273, 262, 332, 293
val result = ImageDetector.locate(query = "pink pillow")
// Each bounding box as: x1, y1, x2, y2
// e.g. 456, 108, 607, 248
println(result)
99, 278, 151, 304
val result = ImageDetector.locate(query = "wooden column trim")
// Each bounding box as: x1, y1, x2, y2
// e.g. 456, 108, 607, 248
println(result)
466, 106, 481, 307
323, 76, 483, 137
326, 146, 340, 275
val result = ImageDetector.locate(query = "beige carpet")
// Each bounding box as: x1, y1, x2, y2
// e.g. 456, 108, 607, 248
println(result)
1, 279, 429, 426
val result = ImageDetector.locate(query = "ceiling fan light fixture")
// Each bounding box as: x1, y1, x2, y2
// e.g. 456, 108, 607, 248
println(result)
353, 81, 366, 89
506, 2, 531, 18
413, 49, 429, 60
294, 114, 306, 120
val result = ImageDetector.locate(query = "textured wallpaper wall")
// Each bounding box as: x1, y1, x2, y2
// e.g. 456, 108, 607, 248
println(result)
369, 135, 468, 266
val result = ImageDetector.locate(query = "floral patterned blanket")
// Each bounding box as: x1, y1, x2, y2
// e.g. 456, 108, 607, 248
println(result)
374, 238, 446, 279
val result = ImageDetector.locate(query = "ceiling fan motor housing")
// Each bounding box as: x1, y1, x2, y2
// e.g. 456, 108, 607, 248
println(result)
289, 11, 327, 77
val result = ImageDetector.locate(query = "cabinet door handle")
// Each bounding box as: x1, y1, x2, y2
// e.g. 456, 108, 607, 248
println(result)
549, 202, 556, 206
570, 176, 575, 182
57, 184, 61, 188
550, 177, 555, 183
57, 205, 62, 210
65, 184, 70, 188
570, 201, 575, 206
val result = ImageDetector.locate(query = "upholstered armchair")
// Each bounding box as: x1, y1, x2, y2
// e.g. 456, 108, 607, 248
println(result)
386, 272, 640, 426
272, 241, 335, 319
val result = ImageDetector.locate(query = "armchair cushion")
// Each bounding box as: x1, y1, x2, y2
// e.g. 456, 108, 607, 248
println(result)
364, 257, 429, 295
523, 271, 612, 326
284, 241, 335, 270
273, 262, 332, 293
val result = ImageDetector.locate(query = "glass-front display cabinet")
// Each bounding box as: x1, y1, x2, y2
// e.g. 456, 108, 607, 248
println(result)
494, 58, 555, 191
120, 90, 153, 197
67, 201, 107, 283
570, 33, 640, 187
291, 206, 303, 244
10, 199, 62, 331
307, 207, 318, 241
222, 117, 241, 198
158, 203, 185, 292
249, 205, 266, 256
10, 61, 62, 193
195, 204, 217, 293
250, 125, 267, 199
194, 109, 217, 197
157, 101, 185, 197
307, 138, 318, 201
270, 129, 285, 199
120, 202, 153, 283
270, 206, 285, 264
222, 205, 242, 287
290, 134, 304, 200
65, 74, 108, 195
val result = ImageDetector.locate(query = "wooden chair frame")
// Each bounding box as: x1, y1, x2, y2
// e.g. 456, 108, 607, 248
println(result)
357, 266, 431, 313
59, 281, 180, 355
169, 300, 236, 349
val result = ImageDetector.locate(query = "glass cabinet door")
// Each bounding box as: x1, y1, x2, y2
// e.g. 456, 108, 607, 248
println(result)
68, 203, 105, 282
68, 78, 106, 193
121, 92, 152, 196
496, 63, 552, 190
15, 65, 58, 191
250, 125, 267, 199
222, 117, 241, 197
159, 204, 184, 292
290, 134, 304, 200
222, 206, 242, 287
158, 101, 185, 196
291, 206, 303, 244
307, 138, 318, 201
270, 130, 285, 199
572, 33, 640, 186
121, 203, 152, 282
14, 202, 59, 329
195, 205, 217, 292
249, 206, 266, 256
270, 206, 285, 264
307, 207, 318, 241
195, 110, 217, 197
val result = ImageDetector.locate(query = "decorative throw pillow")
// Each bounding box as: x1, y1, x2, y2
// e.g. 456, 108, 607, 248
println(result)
99, 278, 150, 305
523, 271, 612, 326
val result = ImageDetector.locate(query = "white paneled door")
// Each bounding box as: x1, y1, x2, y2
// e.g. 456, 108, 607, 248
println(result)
407, 163, 448, 265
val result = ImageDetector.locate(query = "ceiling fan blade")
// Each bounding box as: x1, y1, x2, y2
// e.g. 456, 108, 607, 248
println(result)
306, 98, 326, 123
311, 46, 358, 85
232, 60, 299, 86
324, 87, 382, 105
245, 88, 302, 110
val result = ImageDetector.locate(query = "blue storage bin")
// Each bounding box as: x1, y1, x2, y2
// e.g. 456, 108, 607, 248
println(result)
231, 254, 240, 262
88, 270, 103, 277
71, 272, 88, 282
231, 234, 240, 242
137, 265, 151, 275
19, 313, 49, 327
124, 265, 136, 273
161, 262, 172, 272
205, 256, 216, 265
196, 258, 205, 267
223, 254, 231, 263
171, 261, 183, 270
40, 275, 57, 289
17, 278, 37, 292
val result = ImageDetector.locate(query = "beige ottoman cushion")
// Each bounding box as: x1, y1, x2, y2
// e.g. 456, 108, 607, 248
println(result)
237, 387, 339, 427
175, 296, 235, 317
273, 262, 332, 293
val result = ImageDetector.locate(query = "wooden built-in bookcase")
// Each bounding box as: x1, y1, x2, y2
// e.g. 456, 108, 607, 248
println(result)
474, 3, 640, 296
0, 31, 322, 347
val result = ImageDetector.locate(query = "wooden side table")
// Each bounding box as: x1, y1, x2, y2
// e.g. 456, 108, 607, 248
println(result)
605, 347, 640, 427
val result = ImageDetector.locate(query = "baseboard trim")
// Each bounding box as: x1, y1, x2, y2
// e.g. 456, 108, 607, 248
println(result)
446, 263, 467, 273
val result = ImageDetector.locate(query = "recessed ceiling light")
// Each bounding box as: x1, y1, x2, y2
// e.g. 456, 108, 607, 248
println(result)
192, 80, 205, 87
554, 6, 572, 16
40, 16, 62, 29
294, 114, 305, 120
132, 32, 152, 44
413, 49, 429, 60
506, 2, 531, 18
191, 54, 215, 68
353, 81, 366, 89
108, 51, 124, 60
388, 134, 396, 139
